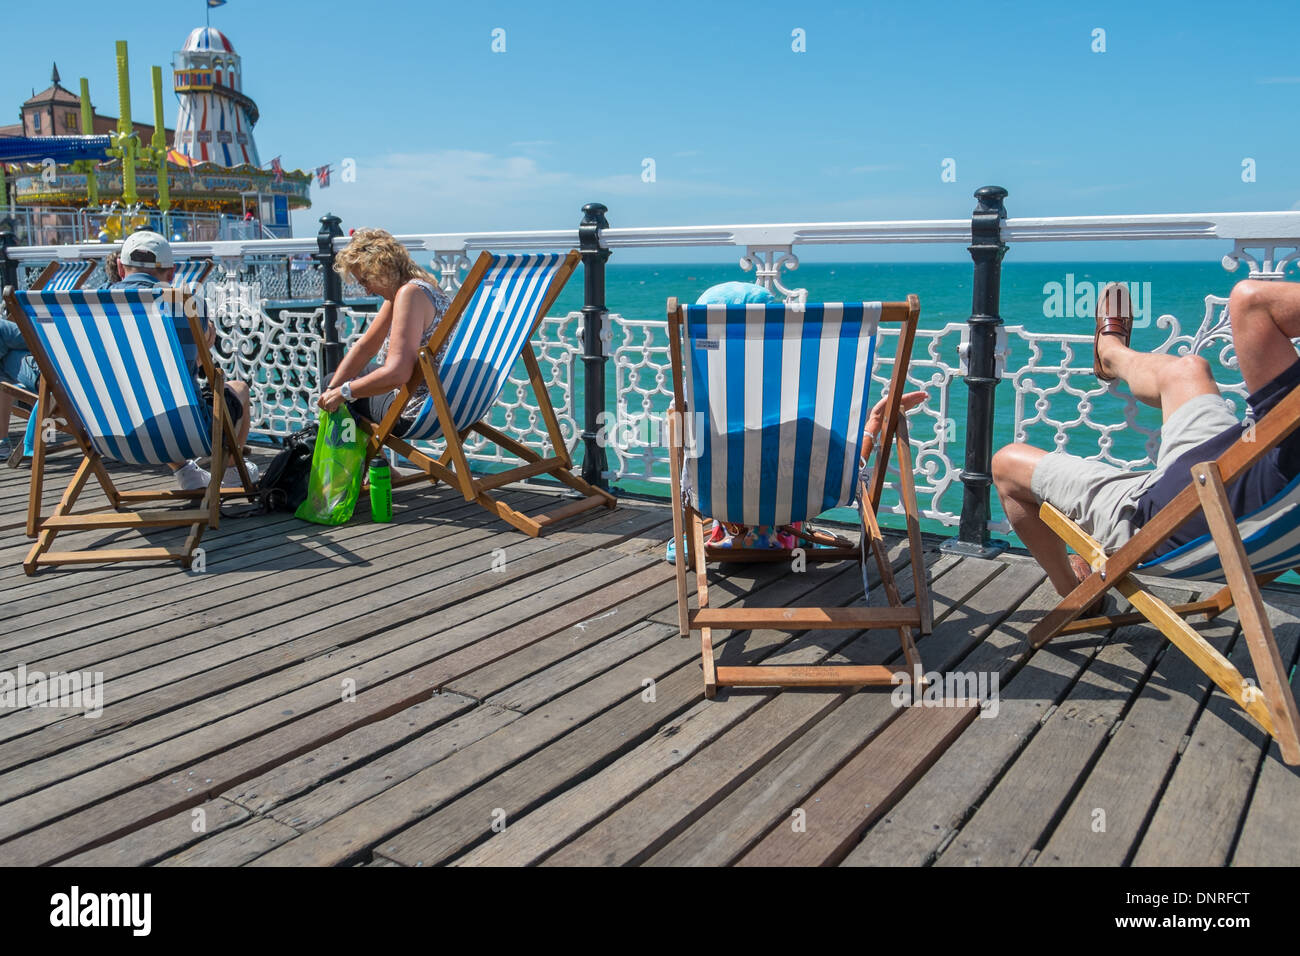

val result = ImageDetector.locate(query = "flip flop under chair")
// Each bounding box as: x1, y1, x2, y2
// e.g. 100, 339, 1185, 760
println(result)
3, 286, 256, 574
31, 259, 95, 292
1028, 385, 1300, 766
362, 250, 616, 536
666, 295, 933, 698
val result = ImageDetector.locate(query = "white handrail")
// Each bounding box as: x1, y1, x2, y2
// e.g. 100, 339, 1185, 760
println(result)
5, 209, 1298, 262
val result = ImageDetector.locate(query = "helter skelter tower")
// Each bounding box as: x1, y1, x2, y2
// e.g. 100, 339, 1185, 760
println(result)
171, 26, 260, 167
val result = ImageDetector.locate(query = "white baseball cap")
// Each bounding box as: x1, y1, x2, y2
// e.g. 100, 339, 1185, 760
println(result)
120, 230, 175, 269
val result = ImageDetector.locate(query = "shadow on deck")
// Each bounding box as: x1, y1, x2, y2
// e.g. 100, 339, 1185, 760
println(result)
0, 447, 1296, 867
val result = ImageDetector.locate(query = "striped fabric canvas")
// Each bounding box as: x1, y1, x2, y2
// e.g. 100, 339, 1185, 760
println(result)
404, 253, 565, 442
1138, 474, 1300, 582
15, 289, 212, 465
681, 302, 881, 527
172, 260, 211, 287
42, 261, 93, 292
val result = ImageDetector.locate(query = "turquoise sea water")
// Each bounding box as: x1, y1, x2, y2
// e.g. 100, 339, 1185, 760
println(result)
543, 260, 1261, 543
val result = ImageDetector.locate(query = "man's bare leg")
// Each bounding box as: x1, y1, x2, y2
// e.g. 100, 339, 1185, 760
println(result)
1228, 279, 1300, 392
992, 443, 1084, 597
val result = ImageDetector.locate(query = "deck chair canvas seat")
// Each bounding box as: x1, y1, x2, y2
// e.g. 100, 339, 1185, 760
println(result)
32, 259, 95, 292
667, 295, 933, 698
363, 250, 616, 535
3, 285, 255, 574
1029, 383, 1300, 765
171, 259, 215, 288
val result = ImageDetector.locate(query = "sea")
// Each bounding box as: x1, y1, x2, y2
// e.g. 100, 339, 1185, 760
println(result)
539, 259, 1258, 544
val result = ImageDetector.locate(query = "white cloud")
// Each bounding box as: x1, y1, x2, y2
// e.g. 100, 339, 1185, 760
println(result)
297, 149, 753, 234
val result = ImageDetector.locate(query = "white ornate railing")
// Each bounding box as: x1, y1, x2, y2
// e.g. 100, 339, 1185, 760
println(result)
3, 207, 1298, 532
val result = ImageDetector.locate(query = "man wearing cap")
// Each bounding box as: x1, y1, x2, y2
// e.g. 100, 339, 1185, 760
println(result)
112, 231, 258, 490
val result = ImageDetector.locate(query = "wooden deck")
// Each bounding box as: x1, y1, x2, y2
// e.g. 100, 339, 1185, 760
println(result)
0, 446, 1297, 867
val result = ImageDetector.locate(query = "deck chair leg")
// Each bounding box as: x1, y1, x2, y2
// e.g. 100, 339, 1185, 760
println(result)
688, 506, 716, 698
859, 481, 923, 678
892, 419, 932, 634
25, 456, 93, 575
25, 378, 51, 538
668, 409, 691, 638
1193, 461, 1300, 764
1034, 501, 1288, 751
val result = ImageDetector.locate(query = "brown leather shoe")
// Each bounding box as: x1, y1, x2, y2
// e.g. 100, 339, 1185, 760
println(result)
1094, 282, 1134, 382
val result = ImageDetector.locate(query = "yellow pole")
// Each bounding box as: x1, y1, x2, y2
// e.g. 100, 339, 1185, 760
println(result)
150, 65, 170, 217
79, 78, 98, 205
115, 40, 136, 207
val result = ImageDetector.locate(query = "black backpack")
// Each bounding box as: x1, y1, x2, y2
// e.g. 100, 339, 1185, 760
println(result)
257, 424, 317, 513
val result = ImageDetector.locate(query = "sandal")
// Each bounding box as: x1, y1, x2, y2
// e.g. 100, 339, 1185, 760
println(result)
1093, 282, 1134, 382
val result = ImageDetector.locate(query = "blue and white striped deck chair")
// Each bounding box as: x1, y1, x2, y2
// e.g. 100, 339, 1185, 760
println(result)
666, 294, 932, 698
1030, 383, 1300, 764
361, 250, 616, 536
32, 259, 95, 292
3, 285, 253, 574
171, 259, 214, 289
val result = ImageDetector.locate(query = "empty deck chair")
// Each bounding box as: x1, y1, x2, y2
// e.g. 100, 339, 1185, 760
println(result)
31, 259, 95, 292
1028, 383, 1300, 765
2, 285, 255, 574
362, 250, 616, 535
666, 295, 933, 698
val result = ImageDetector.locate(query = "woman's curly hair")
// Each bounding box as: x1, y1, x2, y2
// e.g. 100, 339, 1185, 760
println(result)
334, 227, 438, 292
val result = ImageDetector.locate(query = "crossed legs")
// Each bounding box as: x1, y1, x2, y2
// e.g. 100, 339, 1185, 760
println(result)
994, 278, 1300, 596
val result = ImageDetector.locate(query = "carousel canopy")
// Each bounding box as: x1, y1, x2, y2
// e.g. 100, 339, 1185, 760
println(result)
0, 135, 112, 163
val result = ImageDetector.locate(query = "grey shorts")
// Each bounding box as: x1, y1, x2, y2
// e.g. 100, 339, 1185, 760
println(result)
1030, 393, 1239, 552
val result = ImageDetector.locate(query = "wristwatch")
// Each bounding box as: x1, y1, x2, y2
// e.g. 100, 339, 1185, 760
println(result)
339, 381, 354, 402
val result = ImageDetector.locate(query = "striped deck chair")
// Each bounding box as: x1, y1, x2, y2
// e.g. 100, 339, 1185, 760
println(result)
1029, 384, 1300, 765
362, 250, 616, 535
172, 259, 214, 288
666, 295, 932, 698
31, 259, 95, 292
2, 285, 255, 574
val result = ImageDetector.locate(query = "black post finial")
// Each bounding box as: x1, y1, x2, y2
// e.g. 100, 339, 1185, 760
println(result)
942, 185, 1010, 559
315, 213, 345, 379
578, 202, 611, 490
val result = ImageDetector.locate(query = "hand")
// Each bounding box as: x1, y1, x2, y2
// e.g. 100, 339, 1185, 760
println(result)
864, 390, 927, 441
318, 387, 344, 412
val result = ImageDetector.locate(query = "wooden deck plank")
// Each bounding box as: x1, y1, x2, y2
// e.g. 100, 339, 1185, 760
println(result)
1034, 592, 1238, 866
56, 798, 252, 867
0, 549, 661, 859
250, 553, 893, 866
454, 554, 948, 867
1131, 601, 1300, 866
930, 585, 1196, 868
643, 555, 1042, 867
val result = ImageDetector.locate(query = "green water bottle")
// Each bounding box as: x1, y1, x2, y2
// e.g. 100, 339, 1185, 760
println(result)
368, 456, 392, 522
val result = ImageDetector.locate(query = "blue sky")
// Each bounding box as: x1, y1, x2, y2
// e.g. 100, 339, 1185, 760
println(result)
6, 0, 1298, 260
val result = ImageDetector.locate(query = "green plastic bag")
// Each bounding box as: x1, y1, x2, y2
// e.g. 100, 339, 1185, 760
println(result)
295, 407, 368, 525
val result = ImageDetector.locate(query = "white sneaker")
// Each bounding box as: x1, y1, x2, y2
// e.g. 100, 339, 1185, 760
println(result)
174, 460, 211, 491
222, 460, 260, 487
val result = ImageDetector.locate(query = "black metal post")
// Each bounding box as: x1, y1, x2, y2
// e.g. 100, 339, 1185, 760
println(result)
0, 226, 18, 292
315, 212, 344, 380
579, 202, 611, 491
942, 186, 1009, 558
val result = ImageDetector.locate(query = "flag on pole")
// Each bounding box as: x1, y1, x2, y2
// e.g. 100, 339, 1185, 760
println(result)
208, 1, 228, 8
316, 164, 331, 188
271, 156, 283, 183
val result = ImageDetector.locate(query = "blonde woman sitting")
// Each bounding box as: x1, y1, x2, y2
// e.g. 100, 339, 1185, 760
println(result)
316, 228, 451, 433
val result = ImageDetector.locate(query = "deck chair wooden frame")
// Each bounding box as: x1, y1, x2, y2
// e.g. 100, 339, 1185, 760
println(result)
1028, 383, 1300, 765
361, 250, 616, 536
667, 294, 933, 698
4, 286, 255, 574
